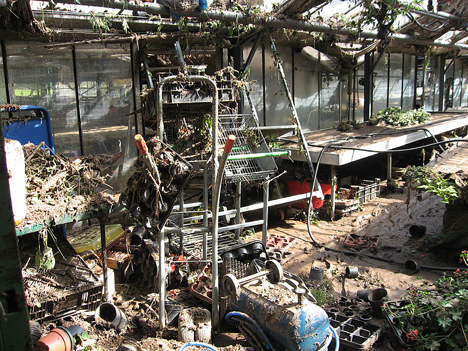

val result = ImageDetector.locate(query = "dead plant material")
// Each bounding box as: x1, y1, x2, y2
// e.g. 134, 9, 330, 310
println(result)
20, 142, 120, 228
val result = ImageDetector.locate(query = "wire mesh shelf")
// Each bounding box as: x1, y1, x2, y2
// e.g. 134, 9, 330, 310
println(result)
219, 114, 276, 183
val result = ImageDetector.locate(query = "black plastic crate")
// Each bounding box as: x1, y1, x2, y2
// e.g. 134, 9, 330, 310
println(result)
327, 311, 381, 350
20, 232, 103, 322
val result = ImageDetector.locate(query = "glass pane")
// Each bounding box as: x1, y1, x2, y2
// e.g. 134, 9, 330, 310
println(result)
75, 43, 136, 189
242, 43, 264, 124
320, 73, 340, 129
388, 54, 403, 108
294, 51, 319, 131
402, 54, 415, 110
0, 45, 6, 104
353, 65, 365, 122
264, 45, 293, 127
372, 54, 388, 115
425, 55, 440, 111
452, 59, 462, 108
6, 42, 79, 154
444, 58, 455, 110
462, 60, 468, 107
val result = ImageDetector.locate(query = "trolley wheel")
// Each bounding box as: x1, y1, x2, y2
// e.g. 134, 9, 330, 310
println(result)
265, 260, 283, 283
222, 274, 240, 298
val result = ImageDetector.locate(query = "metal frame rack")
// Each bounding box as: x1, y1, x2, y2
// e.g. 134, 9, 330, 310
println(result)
153, 67, 291, 329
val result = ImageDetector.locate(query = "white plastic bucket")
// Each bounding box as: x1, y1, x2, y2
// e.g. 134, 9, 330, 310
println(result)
4, 139, 27, 226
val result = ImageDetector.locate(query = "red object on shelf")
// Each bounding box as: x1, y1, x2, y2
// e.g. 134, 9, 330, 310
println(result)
287, 179, 333, 209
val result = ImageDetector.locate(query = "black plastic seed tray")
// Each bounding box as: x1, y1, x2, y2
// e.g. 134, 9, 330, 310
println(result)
327, 312, 381, 350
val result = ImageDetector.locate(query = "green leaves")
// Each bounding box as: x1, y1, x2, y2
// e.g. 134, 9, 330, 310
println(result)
403, 165, 460, 203
370, 107, 430, 126
384, 252, 468, 350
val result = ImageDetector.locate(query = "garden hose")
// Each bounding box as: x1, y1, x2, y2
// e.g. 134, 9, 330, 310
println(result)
329, 325, 340, 351
178, 342, 219, 351
225, 311, 277, 351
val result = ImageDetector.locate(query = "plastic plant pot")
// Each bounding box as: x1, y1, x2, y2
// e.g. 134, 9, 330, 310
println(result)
309, 267, 324, 283
367, 288, 388, 318
404, 260, 420, 274
345, 266, 359, 278
35, 327, 74, 351
409, 225, 426, 237
95, 302, 129, 330
357, 290, 370, 302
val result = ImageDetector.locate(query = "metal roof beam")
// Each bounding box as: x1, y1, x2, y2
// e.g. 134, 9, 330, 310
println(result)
47, 0, 468, 50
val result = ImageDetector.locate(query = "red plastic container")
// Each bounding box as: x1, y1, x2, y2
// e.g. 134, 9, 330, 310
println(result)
287, 179, 332, 209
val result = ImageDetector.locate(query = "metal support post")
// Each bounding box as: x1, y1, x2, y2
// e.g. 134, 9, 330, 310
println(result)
159, 227, 166, 328
179, 190, 184, 255
99, 216, 109, 301
330, 166, 337, 221
387, 153, 393, 180
235, 181, 242, 239
262, 180, 269, 246
203, 165, 209, 261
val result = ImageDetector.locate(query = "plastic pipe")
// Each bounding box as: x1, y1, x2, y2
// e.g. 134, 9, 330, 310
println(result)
227, 150, 289, 160
178, 342, 219, 351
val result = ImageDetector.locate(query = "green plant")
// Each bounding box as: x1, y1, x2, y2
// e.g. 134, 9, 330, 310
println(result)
298, 273, 335, 307
383, 251, 468, 350
336, 121, 351, 132
245, 128, 259, 148
370, 107, 430, 126
418, 178, 459, 204
403, 165, 459, 203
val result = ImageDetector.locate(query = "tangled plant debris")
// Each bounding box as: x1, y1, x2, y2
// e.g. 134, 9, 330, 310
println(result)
383, 251, 468, 350
20, 142, 120, 228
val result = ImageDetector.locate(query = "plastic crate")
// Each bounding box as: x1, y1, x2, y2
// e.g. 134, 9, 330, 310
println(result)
350, 179, 381, 204
20, 232, 103, 322
327, 311, 381, 350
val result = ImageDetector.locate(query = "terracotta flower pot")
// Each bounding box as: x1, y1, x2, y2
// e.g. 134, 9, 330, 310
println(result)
35, 327, 73, 351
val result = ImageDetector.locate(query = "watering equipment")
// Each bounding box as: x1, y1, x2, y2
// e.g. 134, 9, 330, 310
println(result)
223, 260, 333, 351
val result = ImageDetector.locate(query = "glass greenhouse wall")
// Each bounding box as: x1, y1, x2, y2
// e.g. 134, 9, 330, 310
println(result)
1, 41, 138, 189
2, 40, 468, 150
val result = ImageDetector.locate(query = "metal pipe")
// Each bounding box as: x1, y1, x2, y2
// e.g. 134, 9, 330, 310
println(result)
262, 180, 269, 246
227, 150, 289, 160
211, 135, 236, 330
411, 8, 467, 26
235, 181, 242, 239
52, 0, 468, 50
72, 46, 85, 156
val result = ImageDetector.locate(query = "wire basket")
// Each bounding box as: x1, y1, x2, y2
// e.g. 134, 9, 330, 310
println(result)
219, 114, 276, 183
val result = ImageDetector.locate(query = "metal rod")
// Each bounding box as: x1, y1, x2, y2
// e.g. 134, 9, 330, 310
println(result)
270, 37, 321, 197
262, 181, 269, 246
227, 150, 289, 160
99, 218, 109, 301
211, 135, 235, 330
174, 41, 188, 75
235, 181, 242, 239
159, 226, 166, 328
203, 165, 209, 261
72, 46, 85, 156
1, 41, 11, 104
52, 0, 468, 50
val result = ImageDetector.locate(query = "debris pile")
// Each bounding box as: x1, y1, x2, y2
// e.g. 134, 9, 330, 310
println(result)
20, 142, 120, 228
